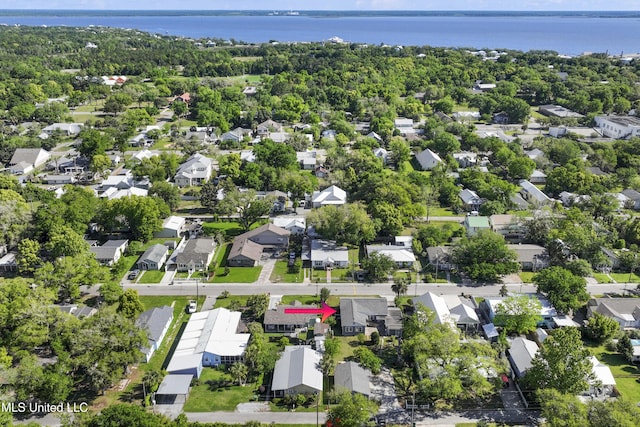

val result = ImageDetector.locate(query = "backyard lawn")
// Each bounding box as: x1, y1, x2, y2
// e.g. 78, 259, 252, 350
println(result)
183, 368, 257, 412
586, 343, 640, 402
202, 220, 267, 239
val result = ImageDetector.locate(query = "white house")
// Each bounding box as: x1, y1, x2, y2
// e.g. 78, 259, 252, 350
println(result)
136, 306, 174, 362
155, 215, 186, 238
272, 217, 306, 235
174, 153, 213, 187
394, 118, 415, 136
459, 189, 483, 211
311, 185, 347, 208
415, 149, 442, 171
271, 346, 323, 396
508, 337, 539, 379
366, 244, 415, 268
89, 239, 129, 266
413, 292, 480, 331
519, 180, 552, 206
167, 308, 250, 378
9, 148, 51, 174
373, 147, 389, 164
42, 123, 83, 136
595, 115, 640, 139
311, 239, 349, 269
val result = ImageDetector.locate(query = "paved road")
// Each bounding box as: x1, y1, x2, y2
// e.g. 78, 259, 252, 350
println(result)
116, 281, 631, 298
185, 411, 327, 424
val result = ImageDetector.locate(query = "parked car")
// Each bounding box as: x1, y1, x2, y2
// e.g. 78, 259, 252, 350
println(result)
128, 269, 140, 280
187, 300, 197, 314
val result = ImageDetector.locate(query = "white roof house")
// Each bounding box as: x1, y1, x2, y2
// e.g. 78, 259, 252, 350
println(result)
156, 215, 186, 238
167, 308, 250, 378
594, 115, 640, 139
372, 147, 389, 164
413, 292, 480, 330
132, 149, 158, 162
42, 123, 83, 136
366, 245, 415, 268
271, 346, 323, 395
415, 149, 442, 171
174, 153, 213, 187
272, 217, 306, 234
310, 239, 349, 269
587, 356, 616, 396
311, 185, 347, 208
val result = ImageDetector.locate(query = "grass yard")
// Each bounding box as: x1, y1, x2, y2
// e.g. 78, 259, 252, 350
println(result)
586, 343, 640, 403
214, 295, 251, 309
183, 368, 256, 412
280, 295, 322, 305
211, 266, 262, 283
270, 260, 304, 283
427, 206, 461, 217
333, 336, 360, 362
593, 273, 613, 283
202, 220, 267, 239
609, 272, 640, 283
138, 270, 165, 284
519, 271, 536, 283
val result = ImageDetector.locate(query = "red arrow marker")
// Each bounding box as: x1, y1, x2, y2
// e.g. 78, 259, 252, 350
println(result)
284, 302, 337, 322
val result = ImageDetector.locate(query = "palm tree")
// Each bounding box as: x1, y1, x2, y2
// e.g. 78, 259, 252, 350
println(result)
391, 277, 409, 297
229, 362, 248, 386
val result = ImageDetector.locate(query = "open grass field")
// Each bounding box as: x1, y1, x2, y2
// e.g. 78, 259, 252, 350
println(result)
609, 272, 640, 283
586, 343, 640, 403
183, 368, 257, 412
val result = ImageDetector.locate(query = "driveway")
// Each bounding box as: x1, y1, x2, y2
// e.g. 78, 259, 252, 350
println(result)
257, 256, 278, 284
370, 368, 405, 414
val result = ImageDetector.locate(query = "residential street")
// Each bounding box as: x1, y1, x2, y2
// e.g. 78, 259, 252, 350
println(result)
115, 280, 631, 298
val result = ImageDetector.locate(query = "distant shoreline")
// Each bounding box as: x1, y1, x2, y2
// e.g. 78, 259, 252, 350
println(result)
0, 10, 639, 18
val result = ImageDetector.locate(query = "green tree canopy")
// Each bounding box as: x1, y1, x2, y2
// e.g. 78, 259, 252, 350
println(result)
533, 266, 589, 314
451, 230, 519, 283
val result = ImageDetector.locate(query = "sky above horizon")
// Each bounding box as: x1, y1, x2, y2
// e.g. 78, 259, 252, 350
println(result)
3, 1, 639, 11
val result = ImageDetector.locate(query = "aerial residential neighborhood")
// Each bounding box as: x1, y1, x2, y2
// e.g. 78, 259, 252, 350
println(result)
1, 19, 640, 427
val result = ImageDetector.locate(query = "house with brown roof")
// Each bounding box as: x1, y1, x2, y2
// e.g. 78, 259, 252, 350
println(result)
227, 238, 263, 267
227, 224, 291, 267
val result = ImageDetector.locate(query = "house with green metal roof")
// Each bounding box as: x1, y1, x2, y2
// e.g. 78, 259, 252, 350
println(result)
463, 215, 491, 236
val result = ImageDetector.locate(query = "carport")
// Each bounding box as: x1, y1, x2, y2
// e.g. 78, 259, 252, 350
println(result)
154, 374, 193, 404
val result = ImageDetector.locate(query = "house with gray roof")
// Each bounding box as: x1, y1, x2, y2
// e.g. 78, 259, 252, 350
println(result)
57, 304, 97, 319
415, 148, 442, 171
271, 346, 323, 396
264, 301, 323, 332
174, 153, 213, 187
519, 180, 552, 206
340, 298, 402, 337
587, 298, 640, 329
459, 189, 483, 211
227, 238, 263, 267
426, 246, 454, 271
310, 239, 349, 269
9, 148, 50, 174
621, 189, 640, 210
89, 239, 129, 266
507, 337, 539, 379
227, 224, 291, 267
137, 244, 169, 271
507, 244, 549, 271
136, 306, 174, 362
155, 374, 192, 404
176, 238, 216, 272
334, 361, 371, 397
